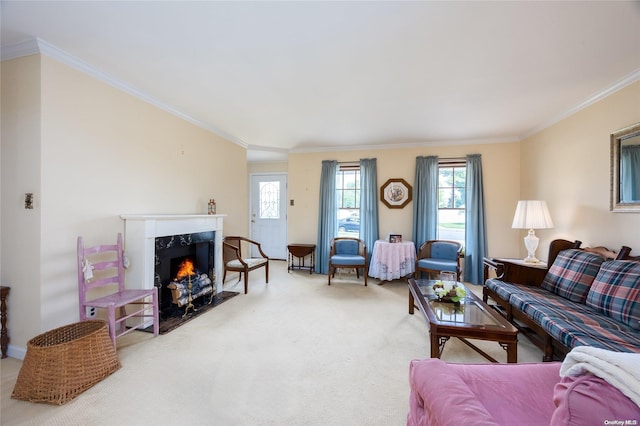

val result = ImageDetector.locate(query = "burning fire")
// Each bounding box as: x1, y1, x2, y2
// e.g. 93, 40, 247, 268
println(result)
175, 258, 195, 281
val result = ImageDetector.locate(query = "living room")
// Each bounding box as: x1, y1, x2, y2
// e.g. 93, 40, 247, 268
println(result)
1, 2, 640, 421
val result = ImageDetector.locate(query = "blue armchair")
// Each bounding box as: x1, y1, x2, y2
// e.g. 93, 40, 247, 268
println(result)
415, 240, 462, 281
328, 237, 368, 286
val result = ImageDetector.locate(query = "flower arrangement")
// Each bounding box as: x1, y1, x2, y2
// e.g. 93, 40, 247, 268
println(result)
432, 280, 466, 303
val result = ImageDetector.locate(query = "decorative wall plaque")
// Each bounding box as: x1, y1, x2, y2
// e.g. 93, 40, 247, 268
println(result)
380, 178, 412, 209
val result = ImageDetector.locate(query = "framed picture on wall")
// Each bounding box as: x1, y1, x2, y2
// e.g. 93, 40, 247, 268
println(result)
380, 178, 412, 209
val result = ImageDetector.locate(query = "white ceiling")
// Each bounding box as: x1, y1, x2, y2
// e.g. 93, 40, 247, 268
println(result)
2, 1, 639, 162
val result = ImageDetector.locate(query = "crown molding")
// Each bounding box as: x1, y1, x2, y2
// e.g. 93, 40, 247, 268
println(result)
0, 38, 40, 60
290, 136, 517, 154
3, 38, 637, 154
1, 38, 249, 149
521, 68, 640, 139
246, 145, 288, 154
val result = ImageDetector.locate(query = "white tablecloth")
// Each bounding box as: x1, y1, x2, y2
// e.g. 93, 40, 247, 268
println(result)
368, 240, 416, 281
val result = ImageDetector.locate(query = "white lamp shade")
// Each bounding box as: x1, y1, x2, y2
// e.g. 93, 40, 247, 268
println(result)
511, 200, 554, 230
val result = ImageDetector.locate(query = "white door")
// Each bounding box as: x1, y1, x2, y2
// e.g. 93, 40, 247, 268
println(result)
250, 173, 288, 260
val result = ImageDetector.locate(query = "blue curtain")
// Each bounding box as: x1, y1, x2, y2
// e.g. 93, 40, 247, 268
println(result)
464, 154, 487, 285
316, 160, 337, 274
620, 145, 640, 202
412, 156, 439, 249
359, 158, 379, 263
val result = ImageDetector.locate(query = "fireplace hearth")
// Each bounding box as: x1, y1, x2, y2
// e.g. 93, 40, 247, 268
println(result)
121, 214, 230, 331
155, 231, 215, 315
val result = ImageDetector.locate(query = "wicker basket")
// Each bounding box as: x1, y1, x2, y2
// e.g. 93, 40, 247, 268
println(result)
12, 320, 121, 405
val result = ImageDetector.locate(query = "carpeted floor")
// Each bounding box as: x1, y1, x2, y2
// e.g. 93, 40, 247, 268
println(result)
1, 261, 542, 425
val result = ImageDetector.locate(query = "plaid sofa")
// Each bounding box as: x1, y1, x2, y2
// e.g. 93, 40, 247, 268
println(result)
484, 248, 640, 361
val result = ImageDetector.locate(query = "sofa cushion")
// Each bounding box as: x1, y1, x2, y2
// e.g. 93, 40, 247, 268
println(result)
586, 260, 640, 330
551, 373, 640, 426
485, 278, 525, 302
510, 290, 635, 332
537, 316, 640, 353
408, 359, 499, 425
408, 359, 560, 426
540, 249, 604, 303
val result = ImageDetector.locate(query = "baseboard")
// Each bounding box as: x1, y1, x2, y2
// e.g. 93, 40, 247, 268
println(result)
5, 344, 26, 360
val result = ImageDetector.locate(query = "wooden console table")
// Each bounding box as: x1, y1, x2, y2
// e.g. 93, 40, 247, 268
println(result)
287, 244, 316, 274
1, 286, 9, 358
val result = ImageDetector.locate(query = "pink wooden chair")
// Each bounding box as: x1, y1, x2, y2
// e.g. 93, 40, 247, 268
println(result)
77, 233, 159, 346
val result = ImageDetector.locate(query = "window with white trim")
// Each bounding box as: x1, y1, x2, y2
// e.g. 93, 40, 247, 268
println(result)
438, 162, 466, 245
336, 165, 360, 236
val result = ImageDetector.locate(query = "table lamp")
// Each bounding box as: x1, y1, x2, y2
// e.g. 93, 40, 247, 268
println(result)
511, 200, 554, 263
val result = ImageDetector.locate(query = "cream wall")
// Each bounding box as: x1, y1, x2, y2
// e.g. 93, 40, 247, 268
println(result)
1, 55, 248, 357
521, 82, 640, 255
287, 142, 522, 257
248, 161, 288, 174
1, 55, 43, 354
2, 52, 637, 359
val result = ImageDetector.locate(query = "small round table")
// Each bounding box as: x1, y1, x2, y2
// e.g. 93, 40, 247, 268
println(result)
368, 240, 416, 281
287, 244, 316, 274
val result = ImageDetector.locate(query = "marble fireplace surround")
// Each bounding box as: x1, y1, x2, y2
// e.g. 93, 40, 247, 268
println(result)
120, 215, 225, 300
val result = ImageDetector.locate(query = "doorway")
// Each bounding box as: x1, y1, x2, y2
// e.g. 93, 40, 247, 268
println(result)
250, 173, 288, 260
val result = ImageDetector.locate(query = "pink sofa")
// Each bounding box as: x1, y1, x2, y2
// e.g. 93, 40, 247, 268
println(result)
408, 348, 640, 425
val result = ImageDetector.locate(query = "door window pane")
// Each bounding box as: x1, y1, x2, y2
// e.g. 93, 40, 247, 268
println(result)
259, 181, 280, 219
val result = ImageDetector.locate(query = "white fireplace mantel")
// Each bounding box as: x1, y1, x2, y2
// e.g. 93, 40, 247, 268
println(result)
121, 214, 225, 294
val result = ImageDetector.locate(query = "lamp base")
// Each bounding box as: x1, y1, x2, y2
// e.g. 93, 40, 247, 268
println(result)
523, 229, 540, 264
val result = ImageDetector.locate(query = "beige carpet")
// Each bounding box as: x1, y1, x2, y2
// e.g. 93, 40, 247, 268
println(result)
1, 261, 542, 425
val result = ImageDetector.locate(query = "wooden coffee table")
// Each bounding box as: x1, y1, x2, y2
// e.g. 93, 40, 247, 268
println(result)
408, 278, 518, 363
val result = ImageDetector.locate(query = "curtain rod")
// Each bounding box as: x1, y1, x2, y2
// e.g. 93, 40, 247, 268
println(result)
337, 156, 467, 165
337, 161, 360, 167
439, 157, 467, 163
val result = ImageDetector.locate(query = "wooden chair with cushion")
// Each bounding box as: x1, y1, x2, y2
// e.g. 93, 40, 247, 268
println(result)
77, 233, 159, 347
328, 237, 368, 286
415, 240, 462, 281
223, 236, 269, 294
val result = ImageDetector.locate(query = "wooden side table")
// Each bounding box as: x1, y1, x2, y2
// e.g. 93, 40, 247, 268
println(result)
1, 286, 10, 359
287, 244, 316, 274
484, 258, 547, 287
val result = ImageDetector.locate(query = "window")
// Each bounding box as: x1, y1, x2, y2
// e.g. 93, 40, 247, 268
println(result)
336, 165, 360, 236
259, 181, 280, 219
438, 163, 466, 245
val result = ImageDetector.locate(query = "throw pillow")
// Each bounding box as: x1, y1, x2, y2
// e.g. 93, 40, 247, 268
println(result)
541, 249, 604, 303
586, 260, 640, 330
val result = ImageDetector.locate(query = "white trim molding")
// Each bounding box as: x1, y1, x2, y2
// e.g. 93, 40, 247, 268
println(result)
522, 68, 640, 139
2, 38, 249, 150
3, 38, 638, 156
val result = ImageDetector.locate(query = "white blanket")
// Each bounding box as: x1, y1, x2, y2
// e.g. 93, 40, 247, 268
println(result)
560, 346, 640, 406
